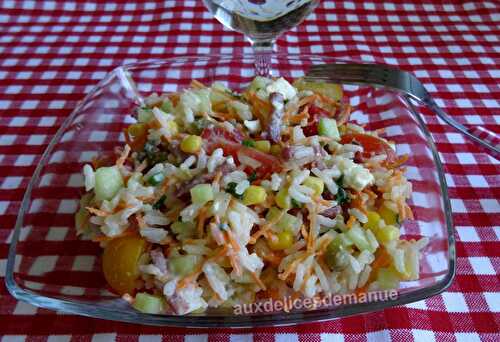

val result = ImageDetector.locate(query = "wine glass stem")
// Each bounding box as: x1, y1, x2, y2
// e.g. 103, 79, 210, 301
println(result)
251, 40, 275, 77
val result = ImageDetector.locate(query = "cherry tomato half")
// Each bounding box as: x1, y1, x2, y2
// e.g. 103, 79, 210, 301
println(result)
102, 235, 146, 295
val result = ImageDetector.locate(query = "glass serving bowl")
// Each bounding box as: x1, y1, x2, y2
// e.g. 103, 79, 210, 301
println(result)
5, 55, 455, 327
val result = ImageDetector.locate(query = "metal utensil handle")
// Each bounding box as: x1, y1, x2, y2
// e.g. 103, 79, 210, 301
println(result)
418, 93, 500, 156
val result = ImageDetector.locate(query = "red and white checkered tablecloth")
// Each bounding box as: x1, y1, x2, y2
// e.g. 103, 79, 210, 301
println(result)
0, 0, 499, 340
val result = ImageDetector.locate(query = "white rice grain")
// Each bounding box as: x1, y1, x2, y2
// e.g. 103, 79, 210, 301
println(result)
180, 155, 197, 170
349, 208, 368, 224
317, 215, 337, 228
83, 164, 95, 191
140, 227, 168, 243
207, 148, 224, 173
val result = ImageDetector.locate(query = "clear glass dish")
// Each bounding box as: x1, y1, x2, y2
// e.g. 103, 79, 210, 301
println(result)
5, 55, 455, 327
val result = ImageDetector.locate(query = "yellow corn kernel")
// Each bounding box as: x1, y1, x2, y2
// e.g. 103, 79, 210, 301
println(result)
180, 135, 202, 154
379, 205, 398, 225
363, 211, 381, 232
167, 120, 178, 134
275, 187, 291, 209
268, 230, 294, 251
375, 225, 400, 244
270, 144, 282, 156
242, 185, 267, 206
303, 176, 324, 197
254, 140, 271, 153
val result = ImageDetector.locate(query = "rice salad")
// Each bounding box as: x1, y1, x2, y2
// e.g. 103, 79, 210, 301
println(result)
75, 76, 428, 315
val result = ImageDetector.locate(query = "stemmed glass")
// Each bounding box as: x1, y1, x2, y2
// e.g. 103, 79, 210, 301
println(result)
202, 0, 321, 75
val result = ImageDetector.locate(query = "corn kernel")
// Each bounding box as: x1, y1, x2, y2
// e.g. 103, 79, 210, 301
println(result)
268, 230, 294, 250
303, 176, 324, 196
270, 144, 282, 156
254, 140, 271, 153
275, 187, 291, 209
167, 120, 178, 134
363, 211, 381, 232
180, 135, 202, 154
375, 225, 400, 244
242, 185, 267, 205
379, 205, 398, 225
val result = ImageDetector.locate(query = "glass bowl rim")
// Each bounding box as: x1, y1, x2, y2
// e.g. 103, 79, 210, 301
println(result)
5, 54, 456, 327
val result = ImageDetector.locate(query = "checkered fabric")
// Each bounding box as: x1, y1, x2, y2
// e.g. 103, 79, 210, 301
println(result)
0, 0, 499, 340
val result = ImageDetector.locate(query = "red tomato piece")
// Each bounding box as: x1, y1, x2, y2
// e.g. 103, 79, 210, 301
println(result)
340, 133, 397, 162
302, 105, 332, 137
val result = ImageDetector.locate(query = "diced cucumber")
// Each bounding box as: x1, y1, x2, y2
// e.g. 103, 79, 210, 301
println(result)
94, 166, 124, 201
170, 221, 196, 239
376, 267, 400, 290
346, 225, 373, 252
318, 117, 340, 140
169, 255, 201, 276
137, 108, 154, 123
161, 99, 173, 113
190, 183, 214, 205
265, 207, 300, 233
132, 293, 166, 314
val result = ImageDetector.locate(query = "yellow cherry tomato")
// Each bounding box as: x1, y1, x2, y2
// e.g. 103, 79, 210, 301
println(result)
102, 235, 147, 295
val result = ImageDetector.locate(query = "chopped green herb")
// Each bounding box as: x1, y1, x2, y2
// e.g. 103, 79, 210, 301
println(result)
336, 187, 349, 205
148, 172, 165, 186
242, 139, 255, 147
335, 175, 344, 187
248, 171, 257, 183
226, 182, 243, 199
153, 195, 167, 210
291, 198, 302, 208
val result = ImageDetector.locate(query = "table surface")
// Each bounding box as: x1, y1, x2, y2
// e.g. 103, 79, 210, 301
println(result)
0, 0, 499, 340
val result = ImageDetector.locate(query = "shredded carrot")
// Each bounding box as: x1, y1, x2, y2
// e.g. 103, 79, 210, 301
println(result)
86, 207, 110, 217
307, 207, 317, 252
246, 91, 272, 124
288, 106, 309, 124
196, 206, 207, 239
168, 93, 180, 107
116, 144, 131, 168
300, 224, 309, 240
279, 253, 309, 281
314, 196, 332, 207
364, 188, 378, 200
317, 93, 340, 108
249, 210, 284, 244
346, 215, 356, 229
298, 94, 318, 107
225, 229, 241, 252
211, 110, 238, 121
354, 285, 368, 295
190, 80, 206, 89
228, 252, 242, 276
384, 154, 409, 169
336, 103, 352, 125
352, 194, 368, 215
